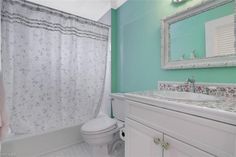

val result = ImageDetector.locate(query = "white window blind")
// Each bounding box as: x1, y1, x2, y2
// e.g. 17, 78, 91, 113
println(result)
205, 14, 235, 57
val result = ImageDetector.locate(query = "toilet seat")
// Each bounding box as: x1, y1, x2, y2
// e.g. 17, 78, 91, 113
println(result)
81, 116, 117, 135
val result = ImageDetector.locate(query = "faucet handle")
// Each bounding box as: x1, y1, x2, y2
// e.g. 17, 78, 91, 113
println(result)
186, 76, 195, 83
191, 76, 195, 82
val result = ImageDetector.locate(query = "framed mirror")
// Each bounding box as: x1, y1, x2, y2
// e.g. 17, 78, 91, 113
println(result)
161, 0, 236, 69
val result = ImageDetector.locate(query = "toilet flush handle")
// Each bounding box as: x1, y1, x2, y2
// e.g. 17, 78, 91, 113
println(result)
153, 137, 161, 145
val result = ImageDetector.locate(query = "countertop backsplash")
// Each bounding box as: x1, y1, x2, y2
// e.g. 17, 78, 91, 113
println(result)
158, 81, 236, 98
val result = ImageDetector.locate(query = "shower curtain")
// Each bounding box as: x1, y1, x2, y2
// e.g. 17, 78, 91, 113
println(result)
0, 0, 9, 142
1, 0, 109, 134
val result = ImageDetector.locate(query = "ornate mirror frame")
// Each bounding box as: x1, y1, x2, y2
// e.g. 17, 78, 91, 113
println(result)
161, 0, 236, 69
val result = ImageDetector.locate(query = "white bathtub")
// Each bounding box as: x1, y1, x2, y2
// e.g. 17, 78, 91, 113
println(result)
1, 125, 84, 157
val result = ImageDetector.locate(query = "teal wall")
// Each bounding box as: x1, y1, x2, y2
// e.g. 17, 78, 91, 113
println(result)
111, 9, 118, 93
170, 2, 234, 60
112, 0, 236, 93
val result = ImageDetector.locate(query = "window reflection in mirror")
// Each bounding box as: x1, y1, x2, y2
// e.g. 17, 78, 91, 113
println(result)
169, 1, 235, 61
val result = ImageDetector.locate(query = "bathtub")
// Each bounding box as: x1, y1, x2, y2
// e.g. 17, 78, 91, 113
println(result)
1, 125, 84, 157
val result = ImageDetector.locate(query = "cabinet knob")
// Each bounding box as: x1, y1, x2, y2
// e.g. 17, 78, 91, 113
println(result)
153, 137, 161, 145
162, 142, 170, 150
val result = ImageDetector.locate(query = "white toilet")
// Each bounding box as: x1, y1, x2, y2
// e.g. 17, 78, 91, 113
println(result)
81, 93, 126, 157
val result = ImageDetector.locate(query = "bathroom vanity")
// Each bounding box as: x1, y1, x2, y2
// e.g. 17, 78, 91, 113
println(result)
124, 91, 236, 157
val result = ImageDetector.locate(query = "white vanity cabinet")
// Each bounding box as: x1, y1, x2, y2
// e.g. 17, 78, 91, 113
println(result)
125, 118, 163, 157
163, 135, 214, 157
125, 98, 236, 157
126, 119, 214, 157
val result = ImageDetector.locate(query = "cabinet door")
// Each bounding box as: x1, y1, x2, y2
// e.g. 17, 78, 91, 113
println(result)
164, 135, 214, 157
125, 118, 163, 157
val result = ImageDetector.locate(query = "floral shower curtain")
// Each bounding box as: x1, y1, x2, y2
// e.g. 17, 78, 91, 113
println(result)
1, 0, 109, 134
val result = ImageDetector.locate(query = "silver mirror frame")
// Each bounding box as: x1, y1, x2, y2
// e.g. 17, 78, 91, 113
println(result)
161, 0, 236, 69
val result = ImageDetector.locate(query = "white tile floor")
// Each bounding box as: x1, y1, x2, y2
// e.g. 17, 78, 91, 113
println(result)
40, 143, 92, 157
39, 141, 124, 157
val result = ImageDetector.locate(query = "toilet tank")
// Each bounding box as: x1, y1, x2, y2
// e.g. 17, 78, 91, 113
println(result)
110, 93, 127, 122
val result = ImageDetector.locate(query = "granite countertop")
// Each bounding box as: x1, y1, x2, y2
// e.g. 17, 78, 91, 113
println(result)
126, 90, 236, 114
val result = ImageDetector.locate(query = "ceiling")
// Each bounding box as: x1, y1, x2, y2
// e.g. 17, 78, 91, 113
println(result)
27, 0, 127, 21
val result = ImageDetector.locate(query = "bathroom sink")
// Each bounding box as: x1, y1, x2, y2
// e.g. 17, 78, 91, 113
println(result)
154, 91, 221, 102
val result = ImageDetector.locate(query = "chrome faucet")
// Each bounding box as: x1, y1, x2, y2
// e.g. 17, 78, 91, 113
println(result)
186, 77, 195, 93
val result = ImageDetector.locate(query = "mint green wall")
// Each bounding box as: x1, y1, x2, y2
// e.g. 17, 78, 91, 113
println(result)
170, 2, 234, 60
111, 9, 119, 92
112, 0, 236, 93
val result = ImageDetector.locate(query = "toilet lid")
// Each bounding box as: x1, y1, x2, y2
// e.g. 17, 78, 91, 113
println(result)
81, 116, 117, 134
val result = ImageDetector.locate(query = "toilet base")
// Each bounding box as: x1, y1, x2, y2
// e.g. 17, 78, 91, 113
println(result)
91, 145, 110, 157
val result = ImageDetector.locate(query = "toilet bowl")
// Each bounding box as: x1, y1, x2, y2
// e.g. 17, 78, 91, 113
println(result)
81, 115, 119, 145
81, 93, 126, 157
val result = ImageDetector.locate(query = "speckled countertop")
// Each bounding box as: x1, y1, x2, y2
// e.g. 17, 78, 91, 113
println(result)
126, 90, 236, 114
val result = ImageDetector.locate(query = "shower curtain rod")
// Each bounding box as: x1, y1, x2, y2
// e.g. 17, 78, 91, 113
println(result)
5, 0, 111, 29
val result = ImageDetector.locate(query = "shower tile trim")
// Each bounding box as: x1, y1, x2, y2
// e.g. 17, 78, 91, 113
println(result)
158, 81, 236, 98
